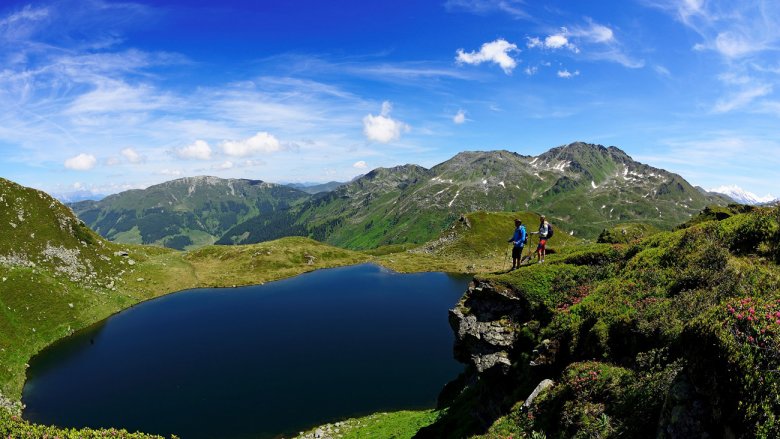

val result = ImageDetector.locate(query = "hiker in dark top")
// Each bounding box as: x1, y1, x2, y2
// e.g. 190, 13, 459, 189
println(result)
530, 215, 551, 263
507, 218, 527, 270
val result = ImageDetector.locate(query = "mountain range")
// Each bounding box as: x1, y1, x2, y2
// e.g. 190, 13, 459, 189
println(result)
709, 184, 777, 205
71, 142, 731, 250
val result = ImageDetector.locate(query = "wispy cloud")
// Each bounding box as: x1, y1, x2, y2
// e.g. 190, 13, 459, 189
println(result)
654, 65, 671, 77
636, 134, 780, 190
642, 1, 780, 115
444, 0, 530, 19
526, 19, 644, 68
642, 0, 780, 60
713, 84, 773, 113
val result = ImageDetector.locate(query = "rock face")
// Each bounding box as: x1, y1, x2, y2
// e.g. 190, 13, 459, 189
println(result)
449, 280, 525, 373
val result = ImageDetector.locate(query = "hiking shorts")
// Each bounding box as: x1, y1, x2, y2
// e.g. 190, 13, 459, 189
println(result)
537, 239, 547, 251
512, 246, 524, 259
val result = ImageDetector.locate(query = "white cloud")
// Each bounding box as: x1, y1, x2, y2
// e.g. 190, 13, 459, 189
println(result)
524, 66, 538, 75
527, 30, 579, 52
121, 147, 143, 163
353, 160, 367, 169
64, 153, 97, 170
456, 39, 519, 74
362, 101, 410, 143
176, 140, 212, 160
453, 109, 467, 124
214, 161, 234, 170
546, 34, 572, 49
557, 69, 580, 78
221, 132, 282, 157
713, 84, 773, 113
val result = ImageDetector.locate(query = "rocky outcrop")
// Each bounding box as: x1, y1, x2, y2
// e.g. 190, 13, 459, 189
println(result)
449, 280, 526, 373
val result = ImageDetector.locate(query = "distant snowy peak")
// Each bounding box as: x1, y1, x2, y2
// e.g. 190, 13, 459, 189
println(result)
710, 185, 776, 205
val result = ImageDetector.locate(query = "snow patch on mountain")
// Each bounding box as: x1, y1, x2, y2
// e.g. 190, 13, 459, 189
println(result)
710, 185, 776, 205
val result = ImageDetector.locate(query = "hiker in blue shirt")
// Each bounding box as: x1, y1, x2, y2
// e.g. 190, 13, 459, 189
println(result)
507, 218, 527, 270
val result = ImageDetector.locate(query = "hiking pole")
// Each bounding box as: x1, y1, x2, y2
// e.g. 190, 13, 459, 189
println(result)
527, 235, 538, 265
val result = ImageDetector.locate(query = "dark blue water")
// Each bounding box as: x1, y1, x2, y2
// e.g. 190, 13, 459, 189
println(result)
22, 264, 469, 439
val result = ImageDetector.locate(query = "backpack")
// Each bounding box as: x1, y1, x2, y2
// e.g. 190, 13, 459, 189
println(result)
546, 223, 554, 239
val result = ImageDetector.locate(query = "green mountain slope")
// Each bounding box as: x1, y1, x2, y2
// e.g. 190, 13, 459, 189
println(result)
0, 177, 142, 401
70, 176, 309, 249
225, 142, 727, 249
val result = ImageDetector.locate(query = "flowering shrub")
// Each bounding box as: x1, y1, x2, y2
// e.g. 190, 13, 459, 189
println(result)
725, 297, 780, 356
682, 296, 780, 437
0, 408, 176, 439
556, 285, 592, 313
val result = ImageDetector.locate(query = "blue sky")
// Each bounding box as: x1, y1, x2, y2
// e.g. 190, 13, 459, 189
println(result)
1, 0, 778, 200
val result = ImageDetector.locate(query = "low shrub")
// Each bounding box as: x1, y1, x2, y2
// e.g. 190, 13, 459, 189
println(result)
684, 296, 780, 437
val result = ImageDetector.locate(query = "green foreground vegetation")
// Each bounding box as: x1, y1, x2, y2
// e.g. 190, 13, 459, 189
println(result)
3, 175, 779, 438
294, 410, 441, 439
415, 205, 780, 438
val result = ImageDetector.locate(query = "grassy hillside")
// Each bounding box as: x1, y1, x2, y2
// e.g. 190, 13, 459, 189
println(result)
418, 206, 780, 438
71, 176, 309, 250
376, 211, 578, 274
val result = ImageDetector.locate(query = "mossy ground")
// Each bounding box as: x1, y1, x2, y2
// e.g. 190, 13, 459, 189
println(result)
295, 410, 441, 439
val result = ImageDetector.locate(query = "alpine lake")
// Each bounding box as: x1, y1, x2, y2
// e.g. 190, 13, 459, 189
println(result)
22, 264, 470, 439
